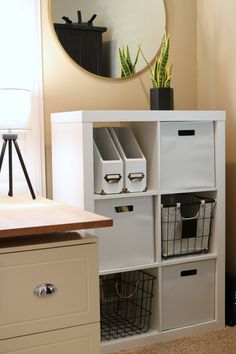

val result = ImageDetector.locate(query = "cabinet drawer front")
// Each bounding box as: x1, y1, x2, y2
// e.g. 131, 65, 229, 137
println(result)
0, 243, 99, 339
0, 323, 100, 354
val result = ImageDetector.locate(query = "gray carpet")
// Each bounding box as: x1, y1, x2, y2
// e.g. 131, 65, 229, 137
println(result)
110, 327, 236, 354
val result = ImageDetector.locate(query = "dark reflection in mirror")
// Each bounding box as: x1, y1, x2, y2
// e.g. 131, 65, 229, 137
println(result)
54, 10, 107, 75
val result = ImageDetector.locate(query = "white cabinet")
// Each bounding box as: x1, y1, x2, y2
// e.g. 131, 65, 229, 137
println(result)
0, 234, 100, 354
51, 110, 225, 354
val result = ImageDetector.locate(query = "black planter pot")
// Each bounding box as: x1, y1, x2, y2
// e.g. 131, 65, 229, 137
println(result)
150, 87, 174, 110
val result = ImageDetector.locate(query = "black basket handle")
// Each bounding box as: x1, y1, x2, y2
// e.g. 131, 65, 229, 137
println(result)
115, 280, 139, 299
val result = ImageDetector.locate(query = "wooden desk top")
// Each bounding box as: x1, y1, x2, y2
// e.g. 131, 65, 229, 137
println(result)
0, 196, 112, 239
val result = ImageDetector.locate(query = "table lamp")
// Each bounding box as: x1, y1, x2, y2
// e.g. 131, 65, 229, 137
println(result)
0, 88, 36, 199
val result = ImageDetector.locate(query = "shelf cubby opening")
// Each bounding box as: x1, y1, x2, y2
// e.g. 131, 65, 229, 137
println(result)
100, 269, 157, 342
161, 192, 216, 259
92, 121, 159, 196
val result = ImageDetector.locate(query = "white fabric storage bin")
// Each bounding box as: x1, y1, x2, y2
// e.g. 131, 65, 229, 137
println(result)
109, 127, 146, 192
93, 128, 123, 194
162, 259, 215, 330
94, 196, 154, 271
160, 122, 215, 191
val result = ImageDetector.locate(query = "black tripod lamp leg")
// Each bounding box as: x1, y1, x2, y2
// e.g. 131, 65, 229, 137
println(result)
13, 139, 36, 200
0, 139, 7, 172
8, 139, 13, 197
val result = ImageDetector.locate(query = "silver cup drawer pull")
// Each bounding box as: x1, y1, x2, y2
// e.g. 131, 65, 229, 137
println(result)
33, 283, 57, 297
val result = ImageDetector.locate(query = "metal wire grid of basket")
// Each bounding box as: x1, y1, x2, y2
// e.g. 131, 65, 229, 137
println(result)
100, 270, 156, 341
161, 196, 216, 258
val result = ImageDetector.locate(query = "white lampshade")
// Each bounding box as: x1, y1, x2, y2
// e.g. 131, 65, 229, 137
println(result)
0, 89, 32, 131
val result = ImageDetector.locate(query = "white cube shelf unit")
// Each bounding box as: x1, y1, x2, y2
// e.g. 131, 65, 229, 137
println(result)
51, 110, 225, 354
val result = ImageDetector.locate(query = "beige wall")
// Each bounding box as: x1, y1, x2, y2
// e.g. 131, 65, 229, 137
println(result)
197, 0, 236, 273
41, 0, 236, 280
41, 0, 197, 196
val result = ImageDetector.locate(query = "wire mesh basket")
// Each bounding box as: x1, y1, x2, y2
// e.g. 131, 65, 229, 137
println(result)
100, 270, 156, 341
161, 194, 215, 258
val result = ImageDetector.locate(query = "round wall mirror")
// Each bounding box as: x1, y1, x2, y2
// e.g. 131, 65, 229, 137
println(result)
50, 0, 166, 78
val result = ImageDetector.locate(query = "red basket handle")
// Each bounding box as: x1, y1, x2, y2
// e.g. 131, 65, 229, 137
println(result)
115, 280, 139, 299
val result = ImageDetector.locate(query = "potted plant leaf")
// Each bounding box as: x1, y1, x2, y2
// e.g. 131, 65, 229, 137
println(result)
118, 45, 141, 77
141, 32, 174, 110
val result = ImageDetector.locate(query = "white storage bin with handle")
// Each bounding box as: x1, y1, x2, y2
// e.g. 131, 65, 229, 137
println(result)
162, 259, 215, 330
94, 196, 154, 271
160, 121, 215, 191
93, 128, 123, 194
109, 127, 146, 192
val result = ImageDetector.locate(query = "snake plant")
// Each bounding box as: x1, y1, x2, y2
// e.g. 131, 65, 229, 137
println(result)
118, 45, 141, 77
141, 32, 173, 88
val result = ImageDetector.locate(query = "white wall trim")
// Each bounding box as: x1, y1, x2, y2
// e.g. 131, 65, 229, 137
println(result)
26, 0, 46, 197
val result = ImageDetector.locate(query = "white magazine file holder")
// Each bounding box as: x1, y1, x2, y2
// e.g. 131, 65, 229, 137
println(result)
93, 127, 123, 194
109, 127, 146, 192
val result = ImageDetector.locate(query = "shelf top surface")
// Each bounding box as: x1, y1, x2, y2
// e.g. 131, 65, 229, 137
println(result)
51, 110, 226, 124
0, 196, 112, 239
